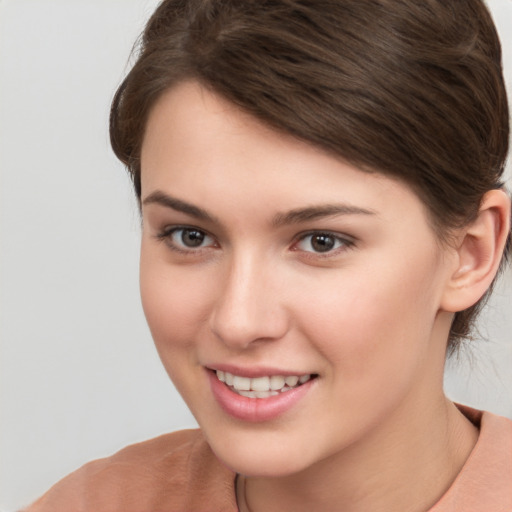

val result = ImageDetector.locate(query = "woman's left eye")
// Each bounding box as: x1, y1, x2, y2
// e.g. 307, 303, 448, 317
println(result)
294, 232, 353, 254
157, 227, 216, 251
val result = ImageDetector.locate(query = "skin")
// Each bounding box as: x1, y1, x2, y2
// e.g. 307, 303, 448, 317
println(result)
139, 81, 486, 512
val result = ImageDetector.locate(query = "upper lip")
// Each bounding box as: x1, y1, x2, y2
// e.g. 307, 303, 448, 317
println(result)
206, 364, 314, 378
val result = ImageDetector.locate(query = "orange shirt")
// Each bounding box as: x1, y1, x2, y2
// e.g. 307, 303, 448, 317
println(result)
24, 406, 512, 512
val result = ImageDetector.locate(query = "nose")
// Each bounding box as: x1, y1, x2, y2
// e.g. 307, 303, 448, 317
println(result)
209, 252, 289, 350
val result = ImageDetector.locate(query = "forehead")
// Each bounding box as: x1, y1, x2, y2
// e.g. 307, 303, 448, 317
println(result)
140, 81, 434, 233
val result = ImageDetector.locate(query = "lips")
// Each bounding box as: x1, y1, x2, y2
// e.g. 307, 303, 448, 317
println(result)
207, 367, 317, 422
216, 370, 313, 398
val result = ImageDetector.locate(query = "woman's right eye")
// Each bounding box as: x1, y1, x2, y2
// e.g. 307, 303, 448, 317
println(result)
156, 227, 217, 252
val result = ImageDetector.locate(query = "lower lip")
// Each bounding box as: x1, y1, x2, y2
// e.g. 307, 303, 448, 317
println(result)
207, 370, 315, 422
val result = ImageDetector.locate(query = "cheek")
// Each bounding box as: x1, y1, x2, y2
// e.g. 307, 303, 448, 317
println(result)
139, 246, 212, 352
294, 254, 443, 380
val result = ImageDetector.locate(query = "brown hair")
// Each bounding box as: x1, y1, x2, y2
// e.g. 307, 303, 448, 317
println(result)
110, 0, 511, 353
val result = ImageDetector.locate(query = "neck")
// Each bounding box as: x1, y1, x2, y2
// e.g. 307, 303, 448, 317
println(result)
238, 397, 478, 512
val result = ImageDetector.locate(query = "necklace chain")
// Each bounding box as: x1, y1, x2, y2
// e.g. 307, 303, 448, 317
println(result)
236, 474, 252, 512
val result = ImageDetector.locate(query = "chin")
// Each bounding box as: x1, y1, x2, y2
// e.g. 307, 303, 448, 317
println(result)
219, 450, 313, 478
202, 426, 322, 477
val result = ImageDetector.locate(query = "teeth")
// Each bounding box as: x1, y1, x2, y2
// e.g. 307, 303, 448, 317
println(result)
255, 390, 279, 398
216, 370, 313, 398
238, 390, 256, 398
285, 376, 299, 387
251, 376, 270, 392
232, 376, 251, 391
270, 375, 285, 390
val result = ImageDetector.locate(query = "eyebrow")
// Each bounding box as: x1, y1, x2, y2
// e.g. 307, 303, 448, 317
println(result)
142, 191, 217, 223
142, 190, 376, 226
272, 204, 376, 227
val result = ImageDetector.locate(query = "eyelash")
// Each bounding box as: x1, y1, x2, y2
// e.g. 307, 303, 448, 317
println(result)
292, 231, 355, 257
155, 226, 217, 254
154, 226, 355, 257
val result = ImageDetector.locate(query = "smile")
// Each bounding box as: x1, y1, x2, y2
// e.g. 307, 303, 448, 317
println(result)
208, 368, 317, 421
216, 370, 313, 398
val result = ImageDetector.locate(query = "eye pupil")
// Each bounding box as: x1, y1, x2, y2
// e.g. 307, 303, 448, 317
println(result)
311, 234, 335, 252
181, 229, 205, 247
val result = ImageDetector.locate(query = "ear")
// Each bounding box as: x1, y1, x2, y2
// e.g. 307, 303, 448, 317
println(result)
440, 189, 511, 313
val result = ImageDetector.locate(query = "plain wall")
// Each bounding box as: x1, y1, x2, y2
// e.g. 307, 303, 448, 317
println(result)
0, 1, 511, 510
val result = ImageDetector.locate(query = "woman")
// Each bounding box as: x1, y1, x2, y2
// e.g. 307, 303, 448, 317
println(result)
26, 0, 511, 510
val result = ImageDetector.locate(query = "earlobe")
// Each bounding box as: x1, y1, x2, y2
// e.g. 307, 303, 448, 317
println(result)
441, 189, 511, 313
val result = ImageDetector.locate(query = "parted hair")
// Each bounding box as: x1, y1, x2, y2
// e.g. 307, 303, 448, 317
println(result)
110, 0, 511, 353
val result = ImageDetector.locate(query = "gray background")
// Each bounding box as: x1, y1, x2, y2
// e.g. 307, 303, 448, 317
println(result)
0, 0, 511, 510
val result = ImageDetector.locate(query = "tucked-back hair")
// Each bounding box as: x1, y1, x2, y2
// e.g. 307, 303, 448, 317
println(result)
110, 0, 510, 353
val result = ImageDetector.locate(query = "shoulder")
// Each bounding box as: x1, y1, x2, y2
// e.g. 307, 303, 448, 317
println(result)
429, 407, 512, 511
23, 429, 237, 512
460, 405, 512, 475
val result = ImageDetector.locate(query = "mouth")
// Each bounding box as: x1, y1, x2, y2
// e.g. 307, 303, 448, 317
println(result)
214, 370, 316, 399
208, 367, 318, 421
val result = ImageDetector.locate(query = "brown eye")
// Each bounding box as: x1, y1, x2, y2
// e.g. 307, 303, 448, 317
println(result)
310, 234, 335, 252
295, 232, 352, 254
158, 226, 216, 252
180, 229, 206, 247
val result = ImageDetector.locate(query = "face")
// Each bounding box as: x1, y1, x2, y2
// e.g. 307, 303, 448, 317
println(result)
139, 81, 456, 477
